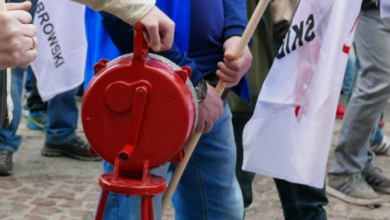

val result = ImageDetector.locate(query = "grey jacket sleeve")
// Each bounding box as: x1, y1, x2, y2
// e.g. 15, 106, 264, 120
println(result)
71, 0, 155, 24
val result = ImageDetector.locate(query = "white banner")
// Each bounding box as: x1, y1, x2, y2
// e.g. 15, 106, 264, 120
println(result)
381, 0, 390, 18
31, 0, 87, 101
242, 0, 362, 188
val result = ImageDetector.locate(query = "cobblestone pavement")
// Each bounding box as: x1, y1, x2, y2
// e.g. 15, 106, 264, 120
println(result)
1, 98, 390, 220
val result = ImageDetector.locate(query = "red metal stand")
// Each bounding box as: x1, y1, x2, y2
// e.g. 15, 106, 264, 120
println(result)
95, 158, 166, 220
94, 84, 166, 220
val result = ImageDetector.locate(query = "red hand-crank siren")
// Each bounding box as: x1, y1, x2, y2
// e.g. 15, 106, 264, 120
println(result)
82, 23, 198, 220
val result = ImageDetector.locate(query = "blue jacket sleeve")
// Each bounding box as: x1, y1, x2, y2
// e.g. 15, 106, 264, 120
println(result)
222, 0, 252, 103
158, 45, 203, 85
99, 11, 203, 85
223, 0, 248, 42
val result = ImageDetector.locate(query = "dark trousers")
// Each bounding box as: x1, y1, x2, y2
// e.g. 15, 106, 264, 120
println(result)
27, 68, 47, 113
274, 179, 328, 220
233, 114, 256, 208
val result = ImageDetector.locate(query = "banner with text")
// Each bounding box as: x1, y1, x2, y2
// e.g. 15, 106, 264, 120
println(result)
31, 0, 87, 101
242, 0, 362, 188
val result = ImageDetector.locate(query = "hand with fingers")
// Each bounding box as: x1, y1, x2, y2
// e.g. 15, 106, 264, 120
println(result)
216, 36, 252, 88
0, 1, 38, 70
196, 83, 224, 133
139, 6, 175, 52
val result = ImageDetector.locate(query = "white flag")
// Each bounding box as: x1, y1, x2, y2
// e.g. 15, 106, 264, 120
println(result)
381, 0, 390, 18
31, 0, 87, 101
242, 0, 362, 188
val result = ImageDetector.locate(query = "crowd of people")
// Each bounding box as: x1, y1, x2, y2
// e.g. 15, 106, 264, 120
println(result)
0, 0, 389, 219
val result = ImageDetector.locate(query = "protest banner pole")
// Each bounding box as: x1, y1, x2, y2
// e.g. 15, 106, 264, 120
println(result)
162, 0, 270, 215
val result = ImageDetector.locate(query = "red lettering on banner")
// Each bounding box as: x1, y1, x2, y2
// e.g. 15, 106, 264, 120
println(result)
342, 15, 359, 54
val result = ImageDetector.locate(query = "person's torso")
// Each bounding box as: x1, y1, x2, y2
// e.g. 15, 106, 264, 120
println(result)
188, 0, 225, 81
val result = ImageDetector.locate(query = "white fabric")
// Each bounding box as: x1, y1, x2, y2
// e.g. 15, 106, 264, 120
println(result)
6, 68, 12, 122
381, 0, 390, 18
31, 0, 87, 101
71, 0, 155, 25
242, 0, 362, 188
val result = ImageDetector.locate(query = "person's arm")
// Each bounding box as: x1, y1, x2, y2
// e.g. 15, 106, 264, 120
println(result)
0, 2, 38, 70
72, 0, 153, 25
217, 0, 252, 88
73, 0, 174, 52
222, 0, 248, 42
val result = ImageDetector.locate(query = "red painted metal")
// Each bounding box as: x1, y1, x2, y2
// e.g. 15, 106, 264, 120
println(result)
82, 22, 196, 219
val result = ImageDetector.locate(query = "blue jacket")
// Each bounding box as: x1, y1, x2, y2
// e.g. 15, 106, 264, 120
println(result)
87, 0, 251, 101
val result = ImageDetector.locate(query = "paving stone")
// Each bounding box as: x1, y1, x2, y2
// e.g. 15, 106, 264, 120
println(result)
0, 181, 21, 190
48, 191, 75, 200
68, 210, 93, 217
9, 202, 30, 212
18, 187, 41, 195
84, 202, 98, 210
48, 176, 74, 181
59, 200, 82, 208
82, 192, 99, 202
0, 211, 12, 219
31, 198, 57, 206
245, 213, 283, 220
9, 194, 33, 202
348, 210, 390, 220
0, 191, 13, 197
252, 182, 274, 193
31, 206, 61, 216
25, 215, 49, 220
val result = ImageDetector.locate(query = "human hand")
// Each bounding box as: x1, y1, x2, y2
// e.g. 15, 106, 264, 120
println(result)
0, 1, 38, 69
140, 6, 175, 52
216, 36, 252, 88
196, 83, 223, 133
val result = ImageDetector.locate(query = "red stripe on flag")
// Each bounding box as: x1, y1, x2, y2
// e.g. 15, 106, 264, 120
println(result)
350, 15, 359, 33
295, 106, 301, 117
342, 44, 350, 54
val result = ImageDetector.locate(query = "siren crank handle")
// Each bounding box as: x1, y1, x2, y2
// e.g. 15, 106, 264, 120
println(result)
162, 0, 270, 215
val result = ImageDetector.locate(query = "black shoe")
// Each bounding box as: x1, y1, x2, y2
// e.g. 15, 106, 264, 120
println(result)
41, 136, 101, 161
0, 149, 13, 176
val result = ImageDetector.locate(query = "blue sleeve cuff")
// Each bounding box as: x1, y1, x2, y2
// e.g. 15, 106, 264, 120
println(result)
223, 27, 246, 42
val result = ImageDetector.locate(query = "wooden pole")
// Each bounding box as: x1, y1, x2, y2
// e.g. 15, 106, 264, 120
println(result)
161, 0, 270, 215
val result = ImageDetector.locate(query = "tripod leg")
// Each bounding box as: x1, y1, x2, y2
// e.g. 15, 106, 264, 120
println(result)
141, 196, 150, 220
95, 190, 109, 220
149, 196, 154, 220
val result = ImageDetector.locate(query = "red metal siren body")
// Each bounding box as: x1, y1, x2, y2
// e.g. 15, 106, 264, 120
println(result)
82, 45, 196, 173
81, 23, 197, 219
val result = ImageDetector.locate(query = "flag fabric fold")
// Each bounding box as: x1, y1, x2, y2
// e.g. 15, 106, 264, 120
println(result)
242, 0, 362, 188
